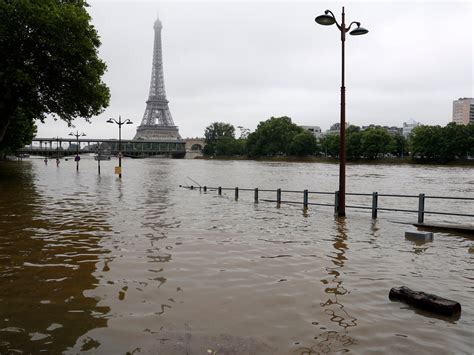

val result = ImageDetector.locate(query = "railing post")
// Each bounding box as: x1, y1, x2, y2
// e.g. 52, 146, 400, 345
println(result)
334, 191, 339, 215
235, 187, 239, 201
303, 189, 309, 210
218, 186, 222, 195
254, 188, 259, 203
418, 193, 425, 223
372, 192, 378, 219
277, 188, 281, 207
191, 185, 194, 190
203, 186, 207, 193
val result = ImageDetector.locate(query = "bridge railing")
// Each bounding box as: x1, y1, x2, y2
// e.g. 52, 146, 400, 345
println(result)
180, 185, 474, 223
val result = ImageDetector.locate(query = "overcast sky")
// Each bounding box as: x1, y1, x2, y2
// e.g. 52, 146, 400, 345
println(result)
36, 0, 473, 139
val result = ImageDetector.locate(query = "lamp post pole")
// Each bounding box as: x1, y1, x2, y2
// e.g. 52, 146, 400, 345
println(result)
107, 116, 133, 179
315, 7, 368, 217
340, 7, 347, 218
69, 131, 86, 172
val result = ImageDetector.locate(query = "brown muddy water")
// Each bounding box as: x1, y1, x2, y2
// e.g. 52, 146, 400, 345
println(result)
0, 158, 473, 354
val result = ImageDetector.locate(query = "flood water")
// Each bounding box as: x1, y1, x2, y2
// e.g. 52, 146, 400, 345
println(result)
0, 158, 473, 354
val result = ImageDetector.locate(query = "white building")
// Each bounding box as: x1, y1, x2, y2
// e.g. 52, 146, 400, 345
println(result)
300, 125, 322, 138
402, 119, 420, 137
452, 97, 474, 125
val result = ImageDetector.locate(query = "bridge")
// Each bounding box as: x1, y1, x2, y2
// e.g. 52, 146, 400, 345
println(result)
185, 138, 205, 152
19, 138, 187, 158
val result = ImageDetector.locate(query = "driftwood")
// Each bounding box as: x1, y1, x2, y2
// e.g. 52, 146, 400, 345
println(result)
389, 286, 461, 317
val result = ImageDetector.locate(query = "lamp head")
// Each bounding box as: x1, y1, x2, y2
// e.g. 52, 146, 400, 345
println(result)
68, 133, 73, 136
315, 11, 336, 26
81, 133, 86, 137
350, 24, 369, 35
126, 121, 133, 125
107, 118, 114, 123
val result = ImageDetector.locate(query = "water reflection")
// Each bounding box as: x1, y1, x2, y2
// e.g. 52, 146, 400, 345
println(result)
320, 218, 357, 330
300, 217, 357, 354
0, 162, 110, 353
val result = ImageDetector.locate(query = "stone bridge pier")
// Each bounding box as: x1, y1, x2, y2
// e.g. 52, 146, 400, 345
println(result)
185, 138, 205, 152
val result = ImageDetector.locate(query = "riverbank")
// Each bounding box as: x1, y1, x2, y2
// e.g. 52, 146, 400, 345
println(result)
195, 155, 474, 166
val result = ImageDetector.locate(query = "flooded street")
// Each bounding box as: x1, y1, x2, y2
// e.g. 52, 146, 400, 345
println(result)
0, 158, 473, 354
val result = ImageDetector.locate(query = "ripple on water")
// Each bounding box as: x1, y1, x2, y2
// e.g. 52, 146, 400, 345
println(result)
0, 159, 473, 354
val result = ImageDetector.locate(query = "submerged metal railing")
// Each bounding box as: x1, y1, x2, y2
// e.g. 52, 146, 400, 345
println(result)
180, 185, 474, 223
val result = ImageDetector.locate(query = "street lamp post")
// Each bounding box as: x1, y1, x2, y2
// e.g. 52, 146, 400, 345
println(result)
107, 116, 133, 179
69, 131, 86, 171
315, 7, 368, 217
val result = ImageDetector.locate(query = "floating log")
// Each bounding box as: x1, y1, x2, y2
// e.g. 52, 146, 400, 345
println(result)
389, 286, 461, 317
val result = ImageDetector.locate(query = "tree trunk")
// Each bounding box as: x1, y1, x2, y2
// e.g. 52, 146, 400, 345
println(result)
389, 286, 461, 317
0, 93, 15, 143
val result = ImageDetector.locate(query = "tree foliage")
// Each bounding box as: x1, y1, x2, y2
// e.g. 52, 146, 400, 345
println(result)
389, 133, 407, 157
288, 131, 319, 157
0, 108, 37, 157
319, 134, 339, 157
246, 116, 311, 156
410, 123, 473, 162
360, 127, 393, 159
346, 125, 362, 160
0, 0, 110, 152
203, 122, 236, 155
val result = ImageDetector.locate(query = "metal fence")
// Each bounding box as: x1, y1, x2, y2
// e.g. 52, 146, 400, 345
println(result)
180, 185, 474, 223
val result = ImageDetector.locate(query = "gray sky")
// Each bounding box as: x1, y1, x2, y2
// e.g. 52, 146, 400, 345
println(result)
36, 0, 473, 139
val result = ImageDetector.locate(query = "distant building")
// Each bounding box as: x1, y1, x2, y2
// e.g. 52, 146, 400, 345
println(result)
402, 119, 420, 137
300, 125, 322, 138
325, 122, 348, 135
452, 97, 474, 125
361, 124, 402, 135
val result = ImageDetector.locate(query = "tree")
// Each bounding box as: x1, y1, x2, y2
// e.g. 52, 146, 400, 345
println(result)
468, 124, 474, 157
410, 125, 443, 160
389, 132, 407, 157
360, 127, 393, 159
346, 125, 362, 160
0, 108, 37, 157
288, 131, 318, 156
410, 123, 474, 162
319, 134, 339, 157
0, 0, 110, 152
246, 116, 303, 156
440, 122, 471, 161
203, 122, 235, 155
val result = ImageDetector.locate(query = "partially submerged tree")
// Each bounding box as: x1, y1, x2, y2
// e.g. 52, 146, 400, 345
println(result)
0, 0, 110, 151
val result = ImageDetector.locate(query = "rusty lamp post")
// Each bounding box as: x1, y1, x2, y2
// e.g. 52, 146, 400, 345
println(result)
315, 7, 368, 217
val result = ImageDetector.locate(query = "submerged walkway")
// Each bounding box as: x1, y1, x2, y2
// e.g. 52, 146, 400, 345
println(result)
414, 222, 474, 236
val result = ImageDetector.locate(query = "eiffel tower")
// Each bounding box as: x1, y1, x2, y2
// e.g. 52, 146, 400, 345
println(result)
134, 14, 180, 140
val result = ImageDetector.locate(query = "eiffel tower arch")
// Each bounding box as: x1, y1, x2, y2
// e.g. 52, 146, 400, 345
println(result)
134, 14, 181, 140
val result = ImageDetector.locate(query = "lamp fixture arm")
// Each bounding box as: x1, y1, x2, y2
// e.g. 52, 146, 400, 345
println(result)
346, 21, 361, 32
323, 9, 342, 30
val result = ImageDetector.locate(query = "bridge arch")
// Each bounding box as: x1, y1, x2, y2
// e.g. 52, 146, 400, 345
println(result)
185, 138, 205, 152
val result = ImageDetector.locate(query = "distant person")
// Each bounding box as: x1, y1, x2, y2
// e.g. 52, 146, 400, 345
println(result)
56, 158, 60, 167
44, 157, 48, 165
74, 155, 80, 162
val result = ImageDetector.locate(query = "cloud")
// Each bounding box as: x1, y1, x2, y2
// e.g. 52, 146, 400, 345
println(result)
37, 1, 473, 139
